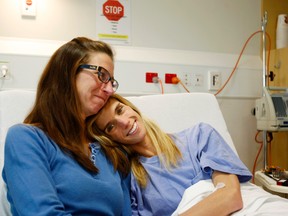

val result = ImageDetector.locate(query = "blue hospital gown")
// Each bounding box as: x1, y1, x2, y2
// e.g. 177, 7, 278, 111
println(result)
131, 122, 252, 216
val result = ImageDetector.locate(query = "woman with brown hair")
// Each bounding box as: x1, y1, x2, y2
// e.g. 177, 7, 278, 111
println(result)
2, 37, 131, 216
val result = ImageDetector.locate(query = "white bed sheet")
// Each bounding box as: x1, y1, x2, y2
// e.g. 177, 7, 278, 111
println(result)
172, 180, 288, 216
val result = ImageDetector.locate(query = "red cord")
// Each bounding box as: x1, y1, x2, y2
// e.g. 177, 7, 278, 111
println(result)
214, 30, 271, 96
179, 80, 190, 93
171, 77, 190, 93
252, 131, 263, 183
158, 78, 164, 94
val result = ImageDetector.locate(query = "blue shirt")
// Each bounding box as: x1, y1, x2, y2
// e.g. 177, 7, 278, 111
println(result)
2, 124, 131, 216
131, 123, 252, 216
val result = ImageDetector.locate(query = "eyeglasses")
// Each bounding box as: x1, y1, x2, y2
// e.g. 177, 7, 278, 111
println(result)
78, 64, 119, 92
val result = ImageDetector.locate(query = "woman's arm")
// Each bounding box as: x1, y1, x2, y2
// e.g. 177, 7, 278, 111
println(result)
180, 171, 243, 216
3, 125, 70, 216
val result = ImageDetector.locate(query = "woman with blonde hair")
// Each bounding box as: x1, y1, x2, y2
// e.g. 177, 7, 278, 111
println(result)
88, 94, 252, 216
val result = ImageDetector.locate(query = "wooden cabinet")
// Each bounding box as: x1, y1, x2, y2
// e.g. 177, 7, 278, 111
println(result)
267, 48, 288, 169
262, 1, 288, 169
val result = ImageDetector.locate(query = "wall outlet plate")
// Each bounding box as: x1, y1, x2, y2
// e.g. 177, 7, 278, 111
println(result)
0, 62, 10, 79
191, 73, 203, 87
208, 71, 221, 90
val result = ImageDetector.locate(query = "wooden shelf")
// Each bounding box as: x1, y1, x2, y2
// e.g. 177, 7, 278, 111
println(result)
262, 1, 288, 170
266, 48, 288, 169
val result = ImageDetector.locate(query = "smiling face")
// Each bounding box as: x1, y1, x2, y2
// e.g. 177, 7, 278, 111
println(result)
76, 53, 115, 118
95, 98, 147, 146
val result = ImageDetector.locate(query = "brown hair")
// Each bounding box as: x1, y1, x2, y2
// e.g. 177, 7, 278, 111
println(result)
87, 94, 182, 186
24, 37, 114, 173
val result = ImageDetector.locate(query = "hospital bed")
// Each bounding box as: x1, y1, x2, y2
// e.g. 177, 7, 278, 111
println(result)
1, 89, 288, 215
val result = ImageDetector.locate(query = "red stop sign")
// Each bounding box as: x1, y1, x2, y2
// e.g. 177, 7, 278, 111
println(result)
103, 0, 124, 21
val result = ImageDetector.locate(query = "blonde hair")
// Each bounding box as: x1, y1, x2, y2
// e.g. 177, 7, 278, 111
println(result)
87, 94, 182, 187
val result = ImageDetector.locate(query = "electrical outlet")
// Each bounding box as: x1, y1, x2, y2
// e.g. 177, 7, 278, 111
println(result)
208, 71, 221, 90
191, 73, 203, 87
146, 72, 158, 83
165, 73, 177, 84
0, 62, 10, 79
183, 73, 191, 86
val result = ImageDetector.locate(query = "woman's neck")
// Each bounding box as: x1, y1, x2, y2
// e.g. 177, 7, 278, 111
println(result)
131, 136, 156, 158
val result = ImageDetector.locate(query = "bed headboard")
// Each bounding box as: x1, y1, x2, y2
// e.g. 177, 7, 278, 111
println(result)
127, 93, 236, 153
0, 90, 236, 215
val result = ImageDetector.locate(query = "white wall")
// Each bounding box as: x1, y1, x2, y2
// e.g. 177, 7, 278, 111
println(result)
0, 0, 265, 172
0, 0, 261, 55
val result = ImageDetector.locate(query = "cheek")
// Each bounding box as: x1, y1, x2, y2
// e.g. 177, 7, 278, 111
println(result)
76, 72, 100, 91
138, 129, 146, 141
108, 132, 126, 144
76, 75, 88, 94
111, 134, 123, 142
77, 79, 99, 100
77, 85, 90, 105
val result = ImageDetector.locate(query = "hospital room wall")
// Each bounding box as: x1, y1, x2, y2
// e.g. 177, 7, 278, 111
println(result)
0, 1, 264, 172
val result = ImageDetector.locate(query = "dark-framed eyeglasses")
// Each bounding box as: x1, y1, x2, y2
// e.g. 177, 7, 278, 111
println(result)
78, 64, 119, 92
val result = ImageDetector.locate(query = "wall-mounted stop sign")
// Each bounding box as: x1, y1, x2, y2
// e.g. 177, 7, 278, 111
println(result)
96, 0, 130, 45
26, 0, 33, 6
103, 0, 124, 21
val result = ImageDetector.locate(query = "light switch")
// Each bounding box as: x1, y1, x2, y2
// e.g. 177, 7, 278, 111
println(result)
21, 0, 37, 17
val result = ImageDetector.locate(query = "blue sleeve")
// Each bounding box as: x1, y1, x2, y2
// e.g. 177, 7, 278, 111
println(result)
189, 123, 252, 182
130, 174, 141, 216
121, 173, 132, 216
2, 124, 71, 216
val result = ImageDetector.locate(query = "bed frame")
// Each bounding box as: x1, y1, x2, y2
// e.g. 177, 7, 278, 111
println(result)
0, 90, 237, 215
